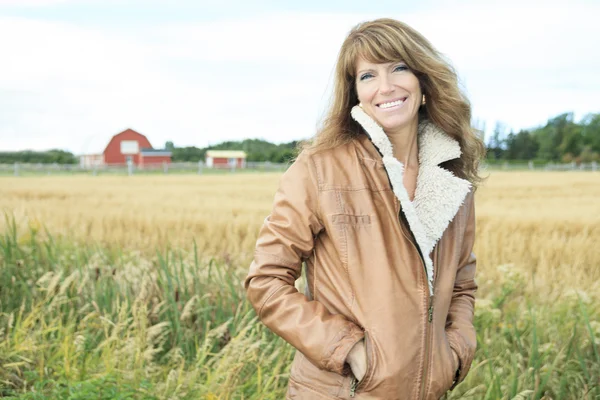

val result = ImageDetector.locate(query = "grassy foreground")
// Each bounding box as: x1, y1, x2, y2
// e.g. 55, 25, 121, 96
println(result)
0, 172, 599, 399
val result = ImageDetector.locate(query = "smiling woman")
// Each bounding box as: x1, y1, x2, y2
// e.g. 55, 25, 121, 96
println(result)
244, 18, 486, 400
355, 61, 422, 139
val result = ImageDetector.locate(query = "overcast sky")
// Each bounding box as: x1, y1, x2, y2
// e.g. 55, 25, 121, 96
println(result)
1, 0, 599, 154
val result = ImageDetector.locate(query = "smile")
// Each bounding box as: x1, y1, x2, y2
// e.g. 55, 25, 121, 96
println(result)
377, 97, 407, 109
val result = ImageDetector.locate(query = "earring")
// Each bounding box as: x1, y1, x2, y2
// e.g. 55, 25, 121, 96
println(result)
358, 102, 364, 109
421, 95, 426, 105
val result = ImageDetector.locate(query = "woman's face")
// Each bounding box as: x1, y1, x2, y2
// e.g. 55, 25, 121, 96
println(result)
354, 58, 422, 135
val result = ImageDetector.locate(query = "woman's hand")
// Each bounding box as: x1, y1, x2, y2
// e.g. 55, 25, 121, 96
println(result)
346, 339, 367, 381
451, 348, 460, 374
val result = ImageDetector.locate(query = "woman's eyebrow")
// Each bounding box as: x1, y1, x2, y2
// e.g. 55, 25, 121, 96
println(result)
356, 68, 375, 75
357, 62, 405, 75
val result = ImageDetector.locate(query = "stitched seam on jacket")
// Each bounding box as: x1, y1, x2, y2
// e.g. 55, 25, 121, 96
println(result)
452, 192, 471, 258
321, 186, 377, 192
334, 190, 354, 308
307, 153, 323, 304
309, 152, 323, 187
322, 185, 391, 193
330, 214, 371, 225
322, 324, 355, 370
309, 153, 324, 223
459, 195, 469, 233
414, 256, 428, 399
344, 223, 355, 310
257, 284, 287, 318
423, 307, 435, 398
334, 191, 348, 264
461, 192, 474, 247
254, 252, 299, 269
288, 376, 337, 399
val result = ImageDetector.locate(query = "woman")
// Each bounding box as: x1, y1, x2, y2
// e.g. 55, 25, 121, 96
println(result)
244, 18, 485, 399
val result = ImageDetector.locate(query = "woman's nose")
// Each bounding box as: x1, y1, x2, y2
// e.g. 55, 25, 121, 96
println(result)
378, 75, 394, 94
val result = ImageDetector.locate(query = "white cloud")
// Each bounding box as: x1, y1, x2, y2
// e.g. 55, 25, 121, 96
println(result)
1, 1, 599, 153
155, 13, 357, 65
0, 0, 70, 5
0, 16, 175, 152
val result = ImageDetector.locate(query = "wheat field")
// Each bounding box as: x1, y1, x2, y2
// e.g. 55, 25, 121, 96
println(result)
0, 171, 599, 399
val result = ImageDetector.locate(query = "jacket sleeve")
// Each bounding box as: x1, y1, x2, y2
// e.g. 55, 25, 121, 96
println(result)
244, 151, 364, 375
446, 191, 478, 386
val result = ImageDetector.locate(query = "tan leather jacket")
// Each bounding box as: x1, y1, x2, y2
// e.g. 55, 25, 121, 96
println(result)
244, 106, 478, 399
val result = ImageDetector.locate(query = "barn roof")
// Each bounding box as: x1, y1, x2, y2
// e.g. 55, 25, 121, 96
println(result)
206, 150, 247, 158
141, 148, 171, 156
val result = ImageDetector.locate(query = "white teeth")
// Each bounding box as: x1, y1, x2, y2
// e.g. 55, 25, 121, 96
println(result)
378, 99, 404, 109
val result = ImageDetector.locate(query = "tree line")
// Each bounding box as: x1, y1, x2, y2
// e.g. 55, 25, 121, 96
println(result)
487, 112, 600, 163
0, 149, 77, 164
165, 138, 299, 164
2, 112, 598, 165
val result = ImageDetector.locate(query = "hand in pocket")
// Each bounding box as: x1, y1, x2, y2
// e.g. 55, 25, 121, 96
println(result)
451, 347, 459, 375
346, 339, 368, 381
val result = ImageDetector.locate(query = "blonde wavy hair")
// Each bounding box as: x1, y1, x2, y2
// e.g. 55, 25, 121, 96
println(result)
303, 18, 486, 186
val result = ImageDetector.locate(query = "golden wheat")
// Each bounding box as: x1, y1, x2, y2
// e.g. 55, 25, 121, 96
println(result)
1, 171, 599, 293
1, 170, 599, 398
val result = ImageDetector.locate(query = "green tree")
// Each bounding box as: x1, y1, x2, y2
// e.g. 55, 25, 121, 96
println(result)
487, 122, 507, 160
171, 146, 204, 162
534, 113, 581, 161
503, 130, 539, 160
0, 150, 77, 164
581, 113, 600, 153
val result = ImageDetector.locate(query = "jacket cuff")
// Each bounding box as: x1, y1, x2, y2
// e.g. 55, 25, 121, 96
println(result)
446, 329, 475, 387
322, 323, 365, 375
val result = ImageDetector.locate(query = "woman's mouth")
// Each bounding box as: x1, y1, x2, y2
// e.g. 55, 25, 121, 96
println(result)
377, 97, 407, 110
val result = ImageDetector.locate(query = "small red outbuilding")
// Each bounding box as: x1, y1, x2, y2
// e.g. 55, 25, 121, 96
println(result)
205, 150, 247, 169
102, 128, 171, 167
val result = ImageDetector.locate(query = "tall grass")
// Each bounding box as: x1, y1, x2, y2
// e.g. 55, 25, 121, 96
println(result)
0, 171, 599, 398
0, 216, 293, 399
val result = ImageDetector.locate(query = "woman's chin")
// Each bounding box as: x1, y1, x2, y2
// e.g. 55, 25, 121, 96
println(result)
379, 118, 416, 134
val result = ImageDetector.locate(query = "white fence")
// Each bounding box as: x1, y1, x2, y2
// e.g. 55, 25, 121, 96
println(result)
1, 160, 598, 176
483, 161, 598, 171
0, 161, 289, 176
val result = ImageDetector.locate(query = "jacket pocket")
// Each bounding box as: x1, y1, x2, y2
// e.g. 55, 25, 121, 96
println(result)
448, 340, 461, 390
444, 334, 459, 388
289, 350, 347, 399
427, 332, 460, 398
328, 213, 372, 303
449, 345, 459, 380
349, 330, 377, 397
287, 377, 339, 399
441, 334, 460, 394
330, 214, 372, 226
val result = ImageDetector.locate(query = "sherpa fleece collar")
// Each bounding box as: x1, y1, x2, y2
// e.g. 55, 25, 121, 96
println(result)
350, 105, 472, 296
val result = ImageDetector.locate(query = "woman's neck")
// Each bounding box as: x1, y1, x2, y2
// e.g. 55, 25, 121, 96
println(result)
387, 122, 419, 168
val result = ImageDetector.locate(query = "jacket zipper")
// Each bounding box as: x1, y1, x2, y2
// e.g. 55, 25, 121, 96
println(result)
396, 209, 436, 400
350, 376, 358, 398
350, 330, 371, 397
362, 139, 437, 397
418, 242, 441, 399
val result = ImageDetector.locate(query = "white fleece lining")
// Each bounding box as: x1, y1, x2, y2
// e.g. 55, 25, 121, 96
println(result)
350, 105, 471, 296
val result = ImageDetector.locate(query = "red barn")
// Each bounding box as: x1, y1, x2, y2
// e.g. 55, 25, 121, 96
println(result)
102, 128, 171, 167
205, 150, 247, 168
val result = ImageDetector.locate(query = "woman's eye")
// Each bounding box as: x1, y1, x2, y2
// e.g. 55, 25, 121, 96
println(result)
393, 64, 408, 72
359, 73, 373, 81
